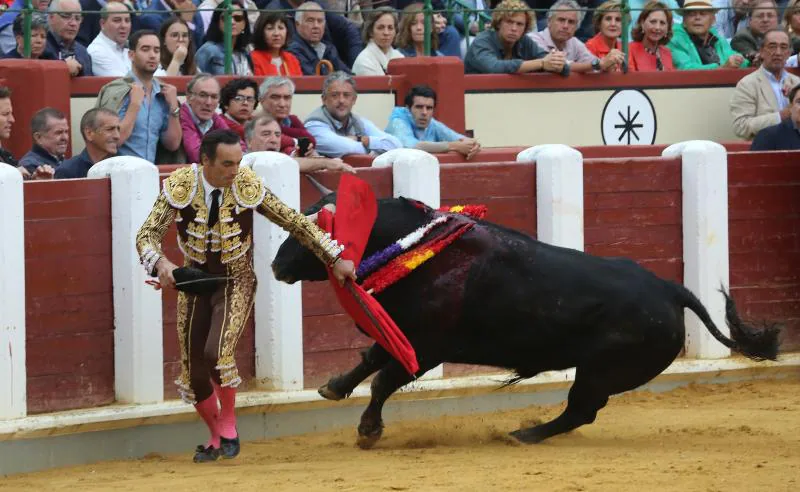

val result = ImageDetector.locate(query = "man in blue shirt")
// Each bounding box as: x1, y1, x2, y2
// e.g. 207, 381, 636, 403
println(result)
305, 72, 402, 158
55, 108, 120, 179
386, 84, 481, 159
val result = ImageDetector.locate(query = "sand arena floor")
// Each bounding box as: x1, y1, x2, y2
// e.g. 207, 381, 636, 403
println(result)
1, 378, 798, 492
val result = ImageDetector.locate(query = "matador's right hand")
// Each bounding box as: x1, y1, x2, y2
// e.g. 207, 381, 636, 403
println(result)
155, 258, 179, 290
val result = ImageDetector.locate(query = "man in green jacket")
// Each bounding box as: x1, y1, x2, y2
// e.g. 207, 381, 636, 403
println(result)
668, 0, 750, 70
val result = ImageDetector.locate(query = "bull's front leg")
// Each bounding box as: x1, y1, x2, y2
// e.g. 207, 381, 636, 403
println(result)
319, 343, 391, 401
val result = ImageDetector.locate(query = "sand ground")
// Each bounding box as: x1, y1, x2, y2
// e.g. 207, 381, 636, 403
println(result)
1, 378, 798, 492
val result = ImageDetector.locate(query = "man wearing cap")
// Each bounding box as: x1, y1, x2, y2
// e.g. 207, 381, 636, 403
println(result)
668, 0, 750, 70
136, 129, 356, 463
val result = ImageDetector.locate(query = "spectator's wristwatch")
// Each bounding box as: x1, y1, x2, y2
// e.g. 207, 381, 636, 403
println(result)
169, 106, 180, 118
591, 59, 601, 72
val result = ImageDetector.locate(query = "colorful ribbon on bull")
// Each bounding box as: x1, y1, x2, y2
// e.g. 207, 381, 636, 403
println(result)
356, 205, 485, 295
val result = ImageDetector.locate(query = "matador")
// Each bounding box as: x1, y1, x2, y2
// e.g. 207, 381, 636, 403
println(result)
136, 130, 356, 462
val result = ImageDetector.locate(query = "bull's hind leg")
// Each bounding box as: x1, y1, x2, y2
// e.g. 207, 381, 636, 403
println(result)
319, 343, 391, 401
357, 358, 440, 449
511, 348, 679, 444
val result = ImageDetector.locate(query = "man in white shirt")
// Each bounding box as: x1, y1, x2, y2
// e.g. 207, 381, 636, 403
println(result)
87, 2, 132, 76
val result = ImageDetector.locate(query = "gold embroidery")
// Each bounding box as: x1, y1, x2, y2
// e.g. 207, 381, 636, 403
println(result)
163, 164, 199, 209
215, 257, 257, 388
135, 193, 177, 275
231, 166, 267, 209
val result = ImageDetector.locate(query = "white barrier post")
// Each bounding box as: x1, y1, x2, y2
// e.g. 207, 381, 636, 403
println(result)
88, 157, 164, 403
517, 144, 584, 251
0, 164, 26, 419
663, 141, 731, 359
250, 152, 304, 390
374, 149, 442, 379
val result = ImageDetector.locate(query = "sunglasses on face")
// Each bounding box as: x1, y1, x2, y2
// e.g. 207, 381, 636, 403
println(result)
232, 14, 245, 22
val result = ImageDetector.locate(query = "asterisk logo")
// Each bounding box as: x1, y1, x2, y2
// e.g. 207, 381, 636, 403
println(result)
614, 105, 644, 144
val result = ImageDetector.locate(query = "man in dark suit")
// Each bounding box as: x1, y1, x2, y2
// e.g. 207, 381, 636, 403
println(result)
56, 108, 120, 179
44, 0, 93, 76
286, 1, 351, 75
751, 84, 800, 151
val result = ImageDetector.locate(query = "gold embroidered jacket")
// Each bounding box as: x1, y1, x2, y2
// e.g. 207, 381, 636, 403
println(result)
136, 163, 343, 275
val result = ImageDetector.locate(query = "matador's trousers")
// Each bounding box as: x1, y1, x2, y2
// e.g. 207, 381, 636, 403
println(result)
174, 255, 256, 404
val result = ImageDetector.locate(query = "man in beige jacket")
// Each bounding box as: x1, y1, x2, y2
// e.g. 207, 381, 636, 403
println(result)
730, 29, 800, 140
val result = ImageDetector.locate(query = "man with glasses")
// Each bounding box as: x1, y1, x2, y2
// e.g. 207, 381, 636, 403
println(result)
731, 29, 800, 140
95, 29, 182, 163
731, 0, 779, 65
180, 74, 246, 163
44, 0, 92, 76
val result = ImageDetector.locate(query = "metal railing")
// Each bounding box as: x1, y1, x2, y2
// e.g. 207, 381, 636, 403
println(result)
3, 3, 743, 74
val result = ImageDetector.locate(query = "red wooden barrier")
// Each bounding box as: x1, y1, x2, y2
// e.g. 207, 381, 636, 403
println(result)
23, 179, 114, 414
728, 151, 800, 351
584, 156, 683, 283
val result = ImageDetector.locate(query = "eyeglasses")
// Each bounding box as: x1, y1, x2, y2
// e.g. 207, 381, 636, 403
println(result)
192, 92, 220, 101
232, 95, 256, 104
56, 12, 82, 22
168, 31, 190, 39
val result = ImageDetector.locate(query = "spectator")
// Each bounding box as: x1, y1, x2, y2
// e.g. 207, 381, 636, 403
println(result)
196, 0, 253, 75
77, 0, 141, 51
464, 0, 569, 75
19, 107, 68, 176
0, 88, 54, 180
260, 0, 363, 67
628, 1, 675, 71
288, 2, 351, 75
730, 30, 799, 139
181, 74, 246, 162
44, 0, 93, 76
713, 0, 751, 41
138, 0, 206, 50
87, 2, 132, 77
530, 0, 625, 73
751, 83, 800, 150
585, 0, 625, 71
245, 114, 356, 173
258, 76, 317, 156
250, 10, 303, 76
155, 17, 198, 77
55, 108, 120, 179
731, 0, 780, 66
626, 0, 682, 38
0, 0, 49, 54
396, 3, 443, 57
784, 0, 800, 55
352, 7, 404, 75
304, 71, 402, 157
390, 0, 462, 57
220, 78, 259, 142
197, 0, 260, 30
95, 30, 182, 163
668, 0, 750, 69
2, 13, 55, 59
386, 84, 481, 159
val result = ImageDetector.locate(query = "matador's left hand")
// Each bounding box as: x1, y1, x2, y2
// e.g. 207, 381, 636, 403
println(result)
332, 258, 357, 286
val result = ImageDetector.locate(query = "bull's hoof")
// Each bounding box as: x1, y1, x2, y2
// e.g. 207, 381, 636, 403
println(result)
318, 384, 348, 401
509, 428, 546, 445
356, 428, 383, 450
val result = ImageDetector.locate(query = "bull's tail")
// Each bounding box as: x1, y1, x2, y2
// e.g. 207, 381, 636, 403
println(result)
679, 286, 781, 361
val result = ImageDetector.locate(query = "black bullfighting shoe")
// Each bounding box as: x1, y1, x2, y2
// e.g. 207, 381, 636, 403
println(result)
193, 445, 221, 463
220, 434, 240, 459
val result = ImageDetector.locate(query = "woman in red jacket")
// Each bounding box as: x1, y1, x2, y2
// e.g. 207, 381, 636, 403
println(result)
628, 1, 675, 71
585, 0, 625, 72
251, 11, 303, 77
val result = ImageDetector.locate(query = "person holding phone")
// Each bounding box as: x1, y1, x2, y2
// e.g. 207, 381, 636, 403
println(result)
257, 76, 318, 156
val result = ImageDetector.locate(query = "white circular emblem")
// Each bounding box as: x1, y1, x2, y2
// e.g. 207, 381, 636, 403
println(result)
601, 89, 657, 145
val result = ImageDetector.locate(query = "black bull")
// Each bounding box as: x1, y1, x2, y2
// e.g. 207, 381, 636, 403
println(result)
271, 191, 780, 447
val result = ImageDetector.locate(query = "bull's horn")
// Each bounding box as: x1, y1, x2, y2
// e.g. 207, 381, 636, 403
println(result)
305, 174, 333, 196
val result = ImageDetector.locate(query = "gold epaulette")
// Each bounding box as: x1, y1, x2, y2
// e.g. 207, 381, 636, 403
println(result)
163, 164, 199, 209
232, 165, 268, 209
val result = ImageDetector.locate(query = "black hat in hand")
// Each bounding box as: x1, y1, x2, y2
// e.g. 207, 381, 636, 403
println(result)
173, 267, 230, 295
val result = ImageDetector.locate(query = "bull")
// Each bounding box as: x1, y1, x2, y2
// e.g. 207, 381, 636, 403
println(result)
271, 180, 780, 448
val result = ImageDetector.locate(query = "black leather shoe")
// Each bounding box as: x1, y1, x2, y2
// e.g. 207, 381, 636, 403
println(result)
220, 435, 240, 459
193, 445, 221, 463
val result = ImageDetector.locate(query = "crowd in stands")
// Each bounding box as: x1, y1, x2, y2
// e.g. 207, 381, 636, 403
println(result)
1, 0, 800, 178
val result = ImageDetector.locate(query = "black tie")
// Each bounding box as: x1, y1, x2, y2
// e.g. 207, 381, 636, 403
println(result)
208, 189, 221, 227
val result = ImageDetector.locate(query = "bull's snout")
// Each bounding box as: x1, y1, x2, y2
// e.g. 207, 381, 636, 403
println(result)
271, 262, 297, 284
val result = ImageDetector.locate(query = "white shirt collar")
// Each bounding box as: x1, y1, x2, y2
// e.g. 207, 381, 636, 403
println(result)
200, 167, 222, 209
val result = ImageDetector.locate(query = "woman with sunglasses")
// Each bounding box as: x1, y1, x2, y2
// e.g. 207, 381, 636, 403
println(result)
195, 0, 253, 75
628, 0, 675, 71
251, 11, 303, 76
155, 17, 198, 76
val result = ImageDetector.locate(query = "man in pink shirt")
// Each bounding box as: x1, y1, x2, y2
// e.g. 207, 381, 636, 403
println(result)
180, 74, 245, 163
